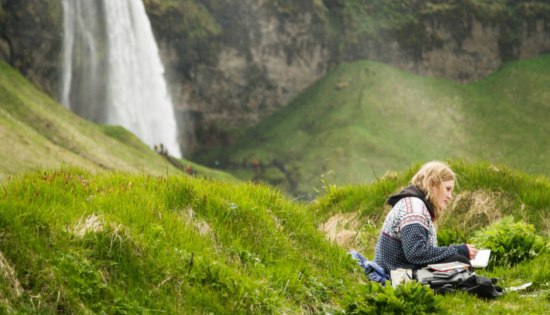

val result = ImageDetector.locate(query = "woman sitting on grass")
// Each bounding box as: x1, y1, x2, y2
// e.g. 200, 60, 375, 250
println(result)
374, 161, 478, 273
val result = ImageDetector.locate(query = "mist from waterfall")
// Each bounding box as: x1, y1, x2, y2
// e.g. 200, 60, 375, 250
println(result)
61, 0, 182, 158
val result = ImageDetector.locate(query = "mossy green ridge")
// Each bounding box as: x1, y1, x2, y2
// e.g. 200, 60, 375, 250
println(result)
0, 61, 237, 183
1, 161, 550, 313
148, 0, 549, 64
143, 0, 221, 41
322, 0, 550, 62
195, 54, 550, 197
0, 167, 358, 313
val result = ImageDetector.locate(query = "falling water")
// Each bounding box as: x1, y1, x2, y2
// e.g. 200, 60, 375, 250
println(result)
60, 0, 102, 116
61, 0, 182, 158
60, 0, 75, 109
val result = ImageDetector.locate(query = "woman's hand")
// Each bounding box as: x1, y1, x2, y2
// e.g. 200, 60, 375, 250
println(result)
466, 244, 478, 260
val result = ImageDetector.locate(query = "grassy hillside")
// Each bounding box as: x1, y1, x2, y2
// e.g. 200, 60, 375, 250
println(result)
313, 159, 550, 314
0, 161, 549, 313
0, 167, 357, 314
0, 61, 237, 183
194, 54, 550, 197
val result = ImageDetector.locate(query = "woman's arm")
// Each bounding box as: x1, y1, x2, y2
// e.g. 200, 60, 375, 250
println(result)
401, 224, 470, 265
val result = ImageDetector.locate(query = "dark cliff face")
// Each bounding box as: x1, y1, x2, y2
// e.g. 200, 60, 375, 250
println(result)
146, 0, 330, 156
2, 0, 550, 157
0, 0, 63, 97
148, 0, 550, 155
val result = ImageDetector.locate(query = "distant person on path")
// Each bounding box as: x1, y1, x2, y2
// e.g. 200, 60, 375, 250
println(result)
374, 161, 478, 273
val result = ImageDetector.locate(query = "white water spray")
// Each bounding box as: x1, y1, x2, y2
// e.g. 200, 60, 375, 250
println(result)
61, 0, 100, 110
61, 0, 182, 158
60, 0, 75, 109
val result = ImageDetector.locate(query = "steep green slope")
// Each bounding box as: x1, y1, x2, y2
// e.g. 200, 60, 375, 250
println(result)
194, 54, 550, 197
463, 56, 550, 172
0, 61, 237, 182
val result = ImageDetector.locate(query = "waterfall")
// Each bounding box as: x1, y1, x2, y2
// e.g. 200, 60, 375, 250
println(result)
60, 0, 74, 109
60, 0, 101, 113
61, 0, 182, 158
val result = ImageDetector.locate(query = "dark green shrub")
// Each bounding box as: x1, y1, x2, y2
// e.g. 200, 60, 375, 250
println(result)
437, 229, 466, 247
471, 216, 549, 266
335, 281, 447, 315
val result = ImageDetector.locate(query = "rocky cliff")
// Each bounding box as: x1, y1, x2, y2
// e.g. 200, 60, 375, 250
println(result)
0, 0, 63, 97
2, 0, 550, 156
149, 0, 550, 155
145, 0, 330, 155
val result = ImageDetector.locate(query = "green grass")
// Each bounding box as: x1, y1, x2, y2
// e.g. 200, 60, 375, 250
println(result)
1, 160, 550, 313
0, 167, 359, 314
194, 54, 550, 198
0, 61, 238, 183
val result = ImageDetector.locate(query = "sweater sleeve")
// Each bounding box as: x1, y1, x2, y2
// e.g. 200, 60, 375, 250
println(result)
401, 224, 461, 265
455, 244, 470, 259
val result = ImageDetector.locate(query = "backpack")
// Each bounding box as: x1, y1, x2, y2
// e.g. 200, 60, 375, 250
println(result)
415, 269, 504, 299
457, 274, 504, 298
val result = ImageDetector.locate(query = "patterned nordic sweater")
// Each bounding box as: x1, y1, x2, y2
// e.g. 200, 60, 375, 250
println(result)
374, 186, 469, 273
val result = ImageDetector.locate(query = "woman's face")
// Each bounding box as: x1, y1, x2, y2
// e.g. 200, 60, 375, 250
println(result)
432, 180, 455, 210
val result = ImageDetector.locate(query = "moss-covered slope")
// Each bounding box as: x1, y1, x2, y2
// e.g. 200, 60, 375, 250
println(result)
194, 54, 550, 197
0, 61, 237, 182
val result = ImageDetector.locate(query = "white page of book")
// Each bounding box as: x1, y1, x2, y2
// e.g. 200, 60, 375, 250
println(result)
470, 249, 491, 268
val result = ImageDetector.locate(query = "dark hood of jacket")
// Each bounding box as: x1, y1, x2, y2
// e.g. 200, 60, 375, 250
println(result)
386, 185, 435, 220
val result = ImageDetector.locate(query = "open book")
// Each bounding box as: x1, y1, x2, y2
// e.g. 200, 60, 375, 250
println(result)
470, 249, 491, 268
426, 249, 492, 271
427, 262, 470, 271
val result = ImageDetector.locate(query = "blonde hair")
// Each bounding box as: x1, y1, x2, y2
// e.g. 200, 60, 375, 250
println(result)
411, 161, 455, 220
